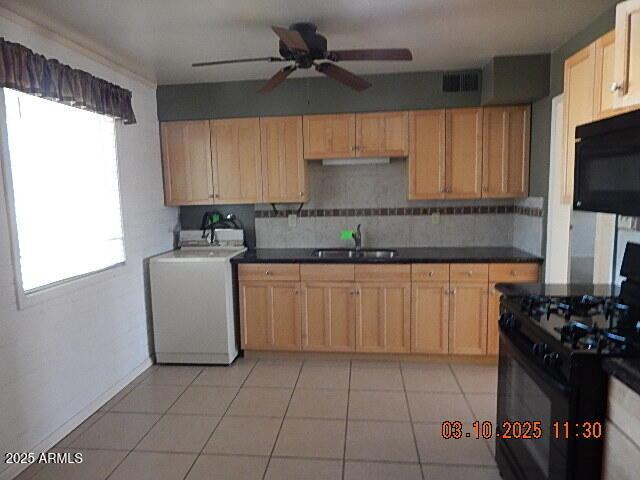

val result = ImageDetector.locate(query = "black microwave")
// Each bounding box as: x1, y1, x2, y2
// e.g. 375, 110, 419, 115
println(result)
574, 108, 640, 216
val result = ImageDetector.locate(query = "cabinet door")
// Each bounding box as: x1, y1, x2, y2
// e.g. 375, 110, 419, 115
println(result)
446, 108, 483, 199
303, 114, 356, 159
614, 0, 640, 109
563, 44, 596, 204
239, 281, 301, 351
210, 118, 262, 203
160, 121, 213, 206
482, 106, 530, 198
449, 283, 488, 355
408, 110, 446, 199
301, 282, 356, 352
411, 282, 449, 354
594, 31, 619, 120
260, 116, 307, 203
487, 284, 501, 356
355, 283, 411, 353
356, 111, 408, 157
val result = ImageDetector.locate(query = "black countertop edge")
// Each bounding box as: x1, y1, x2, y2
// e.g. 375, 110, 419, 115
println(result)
231, 247, 544, 264
603, 358, 640, 396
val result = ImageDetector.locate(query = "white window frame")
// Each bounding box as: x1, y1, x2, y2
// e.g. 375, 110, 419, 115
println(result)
0, 88, 128, 310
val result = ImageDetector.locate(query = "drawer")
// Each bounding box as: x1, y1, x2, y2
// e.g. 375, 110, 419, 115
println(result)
411, 264, 450, 282
355, 264, 411, 282
450, 263, 489, 283
489, 263, 539, 283
238, 264, 300, 281
301, 264, 355, 282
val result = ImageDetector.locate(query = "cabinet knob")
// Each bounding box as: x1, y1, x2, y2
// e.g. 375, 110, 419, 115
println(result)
265, 270, 273, 276
510, 269, 518, 276
299, 191, 304, 197
465, 271, 473, 276
611, 82, 623, 93
428, 271, 434, 277
451, 288, 456, 295
214, 193, 220, 198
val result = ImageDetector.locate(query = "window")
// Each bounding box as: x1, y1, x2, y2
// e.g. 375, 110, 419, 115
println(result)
2, 88, 125, 294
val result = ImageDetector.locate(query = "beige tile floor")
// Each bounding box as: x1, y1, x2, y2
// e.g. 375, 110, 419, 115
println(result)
16, 358, 500, 480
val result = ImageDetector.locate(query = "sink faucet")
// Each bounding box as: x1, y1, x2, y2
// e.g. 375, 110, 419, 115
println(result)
352, 224, 362, 251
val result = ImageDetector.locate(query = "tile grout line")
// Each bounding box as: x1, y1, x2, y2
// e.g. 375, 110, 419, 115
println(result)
448, 364, 497, 461
341, 360, 352, 480
102, 365, 206, 480
178, 359, 261, 480
399, 362, 426, 480
261, 360, 304, 480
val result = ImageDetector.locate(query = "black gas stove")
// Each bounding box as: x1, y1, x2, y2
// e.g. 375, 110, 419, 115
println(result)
495, 243, 640, 480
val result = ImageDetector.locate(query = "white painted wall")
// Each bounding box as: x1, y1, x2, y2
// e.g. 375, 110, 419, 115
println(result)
0, 13, 177, 480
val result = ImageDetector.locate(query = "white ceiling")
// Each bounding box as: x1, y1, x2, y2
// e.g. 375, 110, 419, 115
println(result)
0, 0, 619, 85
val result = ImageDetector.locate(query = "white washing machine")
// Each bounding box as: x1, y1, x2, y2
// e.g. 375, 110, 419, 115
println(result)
150, 241, 245, 365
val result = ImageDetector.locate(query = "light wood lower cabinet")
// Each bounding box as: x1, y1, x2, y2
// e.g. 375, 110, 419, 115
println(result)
448, 282, 489, 355
239, 262, 539, 357
301, 282, 356, 352
412, 282, 450, 354
356, 282, 411, 353
239, 281, 302, 351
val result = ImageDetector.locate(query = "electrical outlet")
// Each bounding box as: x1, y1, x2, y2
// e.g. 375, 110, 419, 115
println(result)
431, 213, 441, 225
288, 214, 297, 228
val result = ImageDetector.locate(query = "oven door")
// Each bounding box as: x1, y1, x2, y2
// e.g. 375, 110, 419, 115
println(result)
496, 330, 570, 480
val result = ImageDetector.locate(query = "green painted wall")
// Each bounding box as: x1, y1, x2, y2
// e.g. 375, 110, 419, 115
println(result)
482, 54, 550, 105
157, 70, 481, 121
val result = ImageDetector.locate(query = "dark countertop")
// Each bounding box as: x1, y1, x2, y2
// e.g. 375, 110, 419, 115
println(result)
495, 283, 620, 297
231, 247, 543, 264
603, 358, 640, 396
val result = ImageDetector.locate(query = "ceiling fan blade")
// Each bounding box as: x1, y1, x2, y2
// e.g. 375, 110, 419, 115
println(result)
328, 49, 413, 62
192, 56, 284, 67
258, 65, 297, 93
315, 62, 371, 91
272, 26, 310, 52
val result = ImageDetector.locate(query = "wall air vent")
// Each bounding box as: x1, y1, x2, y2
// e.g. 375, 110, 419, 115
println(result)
442, 72, 480, 93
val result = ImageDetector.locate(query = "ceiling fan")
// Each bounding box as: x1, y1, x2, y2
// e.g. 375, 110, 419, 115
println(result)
192, 22, 413, 93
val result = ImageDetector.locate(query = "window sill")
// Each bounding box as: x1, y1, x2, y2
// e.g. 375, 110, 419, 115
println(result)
16, 261, 127, 311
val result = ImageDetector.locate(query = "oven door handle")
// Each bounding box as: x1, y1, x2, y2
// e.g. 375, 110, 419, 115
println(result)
500, 330, 570, 396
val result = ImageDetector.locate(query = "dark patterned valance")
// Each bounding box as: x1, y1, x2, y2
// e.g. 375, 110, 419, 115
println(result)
0, 37, 136, 124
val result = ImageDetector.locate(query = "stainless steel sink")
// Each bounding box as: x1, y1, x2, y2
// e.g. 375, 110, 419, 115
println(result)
313, 248, 397, 259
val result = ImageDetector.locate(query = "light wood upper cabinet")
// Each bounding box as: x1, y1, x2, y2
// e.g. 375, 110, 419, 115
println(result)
449, 282, 488, 355
160, 121, 213, 206
412, 282, 450, 354
446, 108, 483, 199
355, 111, 409, 157
355, 282, 411, 353
482, 105, 530, 198
301, 282, 356, 352
408, 110, 446, 199
303, 114, 356, 159
210, 118, 262, 203
260, 116, 307, 203
563, 44, 596, 204
239, 280, 301, 351
613, 0, 640, 110
594, 31, 619, 120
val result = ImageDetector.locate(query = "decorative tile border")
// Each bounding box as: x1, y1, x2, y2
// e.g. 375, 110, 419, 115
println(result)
255, 205, 544, 219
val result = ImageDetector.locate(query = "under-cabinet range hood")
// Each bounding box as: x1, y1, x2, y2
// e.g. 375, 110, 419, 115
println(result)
321, 157, 391, 166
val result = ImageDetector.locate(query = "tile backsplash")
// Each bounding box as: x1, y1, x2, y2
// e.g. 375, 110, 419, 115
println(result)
256, 160, 544, 255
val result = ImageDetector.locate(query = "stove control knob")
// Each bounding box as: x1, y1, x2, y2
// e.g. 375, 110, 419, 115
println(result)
499, 313, 516, 330
543, 352, 561, 368
532, 343, 548, 356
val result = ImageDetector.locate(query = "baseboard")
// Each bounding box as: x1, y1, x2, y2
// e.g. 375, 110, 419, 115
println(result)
243, 350, 498, 365
0, 357, 153, 480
